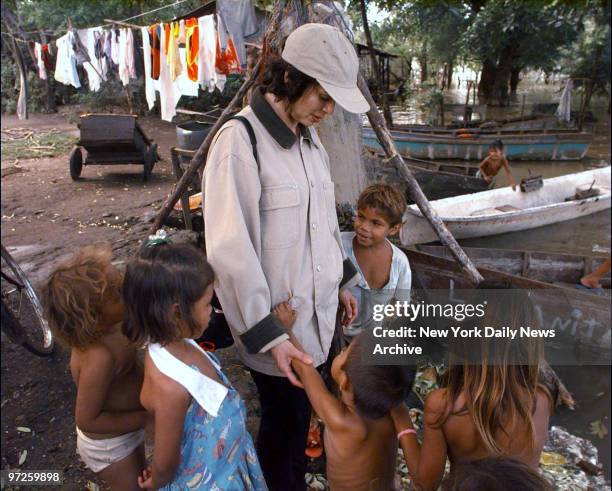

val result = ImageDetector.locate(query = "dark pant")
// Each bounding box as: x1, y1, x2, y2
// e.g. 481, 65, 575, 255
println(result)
249, 369, 312, 491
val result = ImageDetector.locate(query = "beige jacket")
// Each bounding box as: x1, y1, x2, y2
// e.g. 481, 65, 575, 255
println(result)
203, 88, 358, 375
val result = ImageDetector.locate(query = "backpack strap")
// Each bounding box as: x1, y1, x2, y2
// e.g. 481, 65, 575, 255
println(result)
228, 115, 259, 170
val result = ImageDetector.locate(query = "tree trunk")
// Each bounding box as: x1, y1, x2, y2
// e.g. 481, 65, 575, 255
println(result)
510, 66, 521, 93
418, 43, 428, 83
491, 45, 515, 106
477, 59, 496, 102
446, 59, 454, 89
39, 30, 57, 113
359, 0, 392, 127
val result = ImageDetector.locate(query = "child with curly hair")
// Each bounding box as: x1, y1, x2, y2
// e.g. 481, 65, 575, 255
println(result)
42, 246, 147, 491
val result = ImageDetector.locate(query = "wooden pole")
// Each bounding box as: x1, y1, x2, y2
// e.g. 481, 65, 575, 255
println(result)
104, 18, 145, 30
357, 75, 484, 285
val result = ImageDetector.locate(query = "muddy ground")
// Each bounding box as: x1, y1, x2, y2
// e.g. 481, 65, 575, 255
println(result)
1, 108, 610, 490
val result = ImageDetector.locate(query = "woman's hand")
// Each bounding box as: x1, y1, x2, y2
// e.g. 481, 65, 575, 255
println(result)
271, 340, 313, 388
338, 289, 358, 326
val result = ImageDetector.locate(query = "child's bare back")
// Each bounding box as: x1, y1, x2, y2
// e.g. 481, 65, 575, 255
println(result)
430, 387, 551, 468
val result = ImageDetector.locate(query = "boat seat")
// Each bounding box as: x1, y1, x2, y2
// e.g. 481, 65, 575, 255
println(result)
470, 204, 522, 216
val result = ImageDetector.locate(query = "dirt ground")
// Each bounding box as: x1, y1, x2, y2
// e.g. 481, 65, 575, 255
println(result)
0, 108, 269, 490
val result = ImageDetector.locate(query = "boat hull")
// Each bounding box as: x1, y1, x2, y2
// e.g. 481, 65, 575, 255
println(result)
400, 168, 611, 245
363, 128, 592, 161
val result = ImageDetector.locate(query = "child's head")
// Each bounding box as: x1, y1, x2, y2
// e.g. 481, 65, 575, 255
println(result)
332, 332, 416, 419
354, 183, 406, 247
122, 243, 215, 346
489, 139, 504, 156
441, 457, 553, 491
42, 245, 123, 349
439, 281, 547, 454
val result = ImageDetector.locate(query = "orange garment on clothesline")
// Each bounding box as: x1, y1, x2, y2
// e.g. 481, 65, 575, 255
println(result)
149, 24, 161, 80
185, 18, 199, 82
165, 21, 182, 81
215, 32, 241, 76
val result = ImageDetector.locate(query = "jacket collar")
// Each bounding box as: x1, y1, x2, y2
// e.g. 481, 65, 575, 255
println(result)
250, 87, 316, 149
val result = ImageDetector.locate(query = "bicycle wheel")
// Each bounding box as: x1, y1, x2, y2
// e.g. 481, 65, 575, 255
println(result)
1, 244, 54, 355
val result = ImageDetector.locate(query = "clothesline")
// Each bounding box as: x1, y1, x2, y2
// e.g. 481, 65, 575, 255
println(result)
19, 0, 213, 39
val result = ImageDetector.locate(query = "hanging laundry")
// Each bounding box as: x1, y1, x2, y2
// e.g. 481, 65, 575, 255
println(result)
111, 29, 120, 66
173, 46, 199, 100
157, 22, 177, 122
215, 27, 241, 77
185, 18, 199, 82
178, 19, 186, 43
141, 26, 156, 110
34, 42, 47, 80
165, 21, 182, 81
198, 15, 221, 92
149, 24, 161, 80
103, 30, 113, 66
41, 44, 53, 72
54, 31, 81, 88
133, 29, 144, 79
77, 28, 107, 92
118, 28, 136, 86
216, 0, 258, 68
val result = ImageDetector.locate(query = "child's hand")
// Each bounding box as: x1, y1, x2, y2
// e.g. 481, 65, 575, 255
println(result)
273, 301, 297, 331
339, 289, 358, 326
138, 467, 153, 489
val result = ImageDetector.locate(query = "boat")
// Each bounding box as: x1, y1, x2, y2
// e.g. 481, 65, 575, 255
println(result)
400, 167, 611, 245
363, 148, 490, 201
417, 245, 610, 290
362, 126, 593, 161
388, 115, 562, 133
403, 248, 611, 364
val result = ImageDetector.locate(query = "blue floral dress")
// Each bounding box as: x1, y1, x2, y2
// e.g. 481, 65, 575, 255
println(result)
161, 353, 267, 491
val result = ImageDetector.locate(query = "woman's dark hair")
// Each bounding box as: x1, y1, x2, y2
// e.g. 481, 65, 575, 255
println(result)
260, 56, 318, 104
344, 333, 416, 420
441, 457, 553, 491
122, 243, 214, 345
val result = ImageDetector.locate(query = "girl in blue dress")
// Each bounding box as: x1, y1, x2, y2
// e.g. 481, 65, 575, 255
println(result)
122, 238, 267, 490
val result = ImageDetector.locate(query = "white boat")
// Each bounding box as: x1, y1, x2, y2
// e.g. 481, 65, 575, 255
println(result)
400, 167, 611, 245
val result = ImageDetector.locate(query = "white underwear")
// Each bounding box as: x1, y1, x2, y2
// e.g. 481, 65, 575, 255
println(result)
76, 427, 144, 473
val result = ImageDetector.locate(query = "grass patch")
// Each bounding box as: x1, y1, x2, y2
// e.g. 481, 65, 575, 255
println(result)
1, 129, 76, 161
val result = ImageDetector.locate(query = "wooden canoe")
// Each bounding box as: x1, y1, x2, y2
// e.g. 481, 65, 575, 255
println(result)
362, 126, 593, 161
400, 167, 611, 245
404, 248, 611, 363
418, 245, 611, 290
363, 148, 490, 201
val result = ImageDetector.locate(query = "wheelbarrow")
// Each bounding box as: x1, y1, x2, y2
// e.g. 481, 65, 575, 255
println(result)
69, 114, 160, 181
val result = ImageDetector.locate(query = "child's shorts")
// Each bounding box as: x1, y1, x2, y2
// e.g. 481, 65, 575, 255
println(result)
76, 427, 144, 473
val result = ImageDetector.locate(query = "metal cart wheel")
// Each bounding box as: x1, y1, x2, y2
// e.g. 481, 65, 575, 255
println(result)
69, 146, 83, 180
143, 144, 157, 181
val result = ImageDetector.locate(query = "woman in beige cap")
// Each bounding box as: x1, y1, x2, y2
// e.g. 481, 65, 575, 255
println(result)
203, 23, 369, 490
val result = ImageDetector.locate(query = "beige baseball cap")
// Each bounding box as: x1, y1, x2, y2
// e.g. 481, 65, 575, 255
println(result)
282, 23, 370, 114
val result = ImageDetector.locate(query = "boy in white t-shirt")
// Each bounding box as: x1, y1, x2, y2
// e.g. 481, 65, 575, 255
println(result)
341, 183, 412, 339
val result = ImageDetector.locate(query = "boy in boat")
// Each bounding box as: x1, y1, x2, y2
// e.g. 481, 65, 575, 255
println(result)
477, 140, 517, 191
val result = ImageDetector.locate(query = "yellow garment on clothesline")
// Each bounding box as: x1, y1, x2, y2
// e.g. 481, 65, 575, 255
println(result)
166, 21, 182, 81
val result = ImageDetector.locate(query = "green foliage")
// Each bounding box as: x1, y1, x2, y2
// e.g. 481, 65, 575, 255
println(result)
560, 2, 611, 95
461, 0, 580, 72
1, 57, 56, 114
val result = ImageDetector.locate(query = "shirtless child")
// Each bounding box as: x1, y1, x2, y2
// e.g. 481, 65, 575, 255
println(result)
477, 140, 517, 191
42, 246, 147, 491
274, 302, 416, 491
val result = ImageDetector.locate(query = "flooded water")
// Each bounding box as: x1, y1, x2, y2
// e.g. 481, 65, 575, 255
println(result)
391, 81, 612, 476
